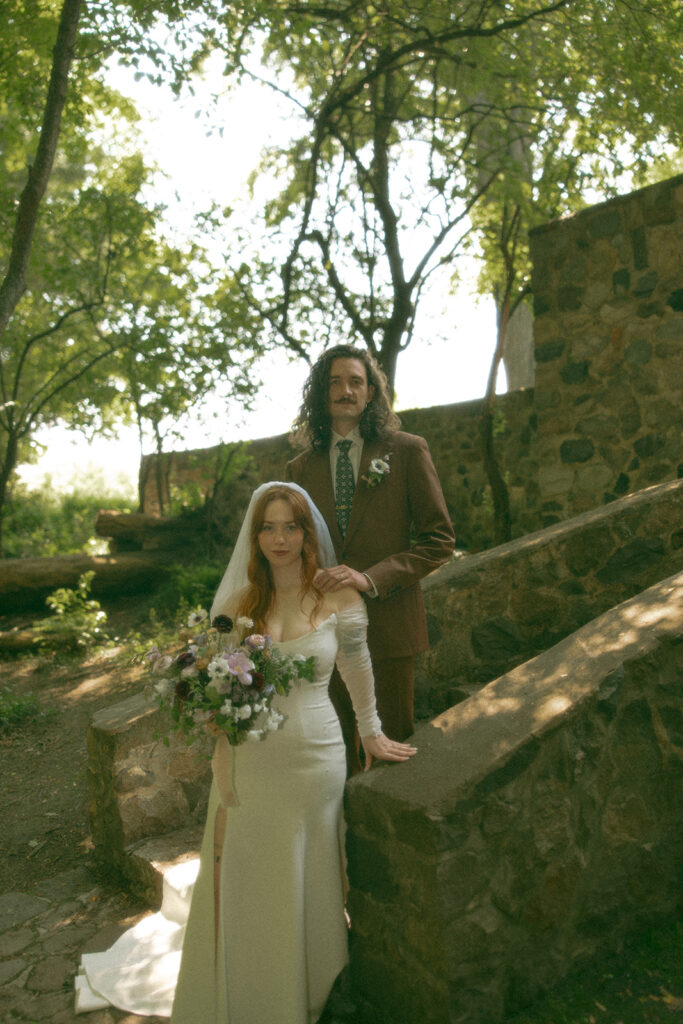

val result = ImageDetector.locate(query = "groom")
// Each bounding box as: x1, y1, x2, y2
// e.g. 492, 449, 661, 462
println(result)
286, 344, 454, 771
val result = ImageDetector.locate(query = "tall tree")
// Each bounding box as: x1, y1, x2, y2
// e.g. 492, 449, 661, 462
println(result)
0, 1, 256, 552
207, 0, 682, 389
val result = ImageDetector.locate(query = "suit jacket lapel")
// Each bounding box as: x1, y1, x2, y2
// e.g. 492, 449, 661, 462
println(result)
344, 440, 382, 546
306, 449, 343, 551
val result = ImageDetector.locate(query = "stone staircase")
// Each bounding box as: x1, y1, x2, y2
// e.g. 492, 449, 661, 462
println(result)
86, 477, 683, 921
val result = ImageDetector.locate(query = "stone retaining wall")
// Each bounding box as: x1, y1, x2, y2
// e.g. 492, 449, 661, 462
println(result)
416, 476, 683, 718
87, 692, 211, 887
530, 172, 683, 525
140, 388, 538, 553
344, 572, 683, 1024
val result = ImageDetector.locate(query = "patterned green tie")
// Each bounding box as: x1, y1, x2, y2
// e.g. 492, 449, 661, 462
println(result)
335, 439, 354, 538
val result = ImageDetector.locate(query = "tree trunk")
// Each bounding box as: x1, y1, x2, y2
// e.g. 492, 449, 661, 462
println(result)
481, 298, 512, 545
0, 0, 83, 340
152, 421, 166, 515
0, 430, 20, 558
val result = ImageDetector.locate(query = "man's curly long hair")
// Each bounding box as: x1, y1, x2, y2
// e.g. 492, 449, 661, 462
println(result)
236, 485, 323, 632
290, 345, 400, 451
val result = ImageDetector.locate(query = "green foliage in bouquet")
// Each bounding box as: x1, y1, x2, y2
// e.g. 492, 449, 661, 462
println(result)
146, 609, 315, 747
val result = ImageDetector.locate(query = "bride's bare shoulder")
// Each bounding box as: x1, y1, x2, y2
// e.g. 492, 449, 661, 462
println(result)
323, 587, 364, 616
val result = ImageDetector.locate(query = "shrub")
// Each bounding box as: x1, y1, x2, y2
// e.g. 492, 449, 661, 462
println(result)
149, 562, 225, 624
4, 478, 133, 558
33, 571, 109, 651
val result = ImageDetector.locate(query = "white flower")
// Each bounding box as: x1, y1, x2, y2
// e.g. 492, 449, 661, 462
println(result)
237, 705, 253, 720
187, 608, 208, 628
362, 453, 391, 487
208, 657, 230, 678
154, 679, 172, 696
292, 653, 307, 664
221, 699, 233, 715
247, 729, 264, 741
236, 616, 254, 631
180, 665, 199, 678
265, 710, 284, 731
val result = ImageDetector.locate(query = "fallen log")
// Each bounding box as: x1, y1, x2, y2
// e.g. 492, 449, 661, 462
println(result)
0, 629, 40, 652
0, 552, 178, 614
95, 511, 196, 552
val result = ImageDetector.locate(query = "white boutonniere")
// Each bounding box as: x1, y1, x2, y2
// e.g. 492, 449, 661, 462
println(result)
362, 454, 391, 487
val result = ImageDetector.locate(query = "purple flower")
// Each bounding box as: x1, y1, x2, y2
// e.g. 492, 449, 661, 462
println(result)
212, 614, 233, 634
225, 650, 254, 685
245, 634, 267, 651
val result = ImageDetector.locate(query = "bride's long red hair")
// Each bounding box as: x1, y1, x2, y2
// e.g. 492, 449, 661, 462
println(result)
236, 485, 324, 632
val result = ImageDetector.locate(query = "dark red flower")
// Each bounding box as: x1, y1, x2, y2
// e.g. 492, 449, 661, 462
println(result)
212, 615, 234, 634
251, 671, 265, 692
176, 650, 196, 667
175, 678, 192, 700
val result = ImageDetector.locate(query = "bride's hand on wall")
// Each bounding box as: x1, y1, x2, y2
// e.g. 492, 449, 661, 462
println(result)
361, 733, 417, 770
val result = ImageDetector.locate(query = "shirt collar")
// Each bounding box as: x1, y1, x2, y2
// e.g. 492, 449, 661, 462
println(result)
331, 425, 363, 449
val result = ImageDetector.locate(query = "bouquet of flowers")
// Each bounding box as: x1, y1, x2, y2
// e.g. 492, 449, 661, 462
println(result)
145, 608, 315, 746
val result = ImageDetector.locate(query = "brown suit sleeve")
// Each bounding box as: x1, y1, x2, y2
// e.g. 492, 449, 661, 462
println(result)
364, 434, 454, 599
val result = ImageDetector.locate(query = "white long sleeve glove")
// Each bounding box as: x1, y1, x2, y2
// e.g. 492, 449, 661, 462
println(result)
334, 603, 382, 739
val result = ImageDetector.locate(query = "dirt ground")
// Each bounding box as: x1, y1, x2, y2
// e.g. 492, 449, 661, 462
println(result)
0, 602, 151, 896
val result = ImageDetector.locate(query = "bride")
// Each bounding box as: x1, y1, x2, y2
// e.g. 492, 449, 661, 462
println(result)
76, 482, 415, 1022
170, 481, 416, 1024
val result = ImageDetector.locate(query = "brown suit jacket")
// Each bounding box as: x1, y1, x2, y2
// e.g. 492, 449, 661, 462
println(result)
286, 430, 454, 660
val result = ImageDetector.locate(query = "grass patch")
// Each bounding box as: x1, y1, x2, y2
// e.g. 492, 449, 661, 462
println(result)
0, 687, 47, 732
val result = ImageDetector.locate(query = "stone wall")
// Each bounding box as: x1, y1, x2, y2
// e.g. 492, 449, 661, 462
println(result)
530, 172, 683, 526
416, 476, 683, 718
87, 692, 211, 887
344, 571, 683, 1024
141, 390, 539, 554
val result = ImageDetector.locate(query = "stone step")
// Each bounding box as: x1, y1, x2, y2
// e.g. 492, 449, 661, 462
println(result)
124, 825, 203, 907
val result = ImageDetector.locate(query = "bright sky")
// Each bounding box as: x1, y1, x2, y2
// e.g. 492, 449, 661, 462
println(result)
18, 52, 500, 497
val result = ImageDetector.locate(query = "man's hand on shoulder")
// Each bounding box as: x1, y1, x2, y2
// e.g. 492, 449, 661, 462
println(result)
315, 565, 372, 594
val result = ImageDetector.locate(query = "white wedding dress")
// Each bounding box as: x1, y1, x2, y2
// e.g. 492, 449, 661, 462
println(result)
77, 605, 380, 1024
